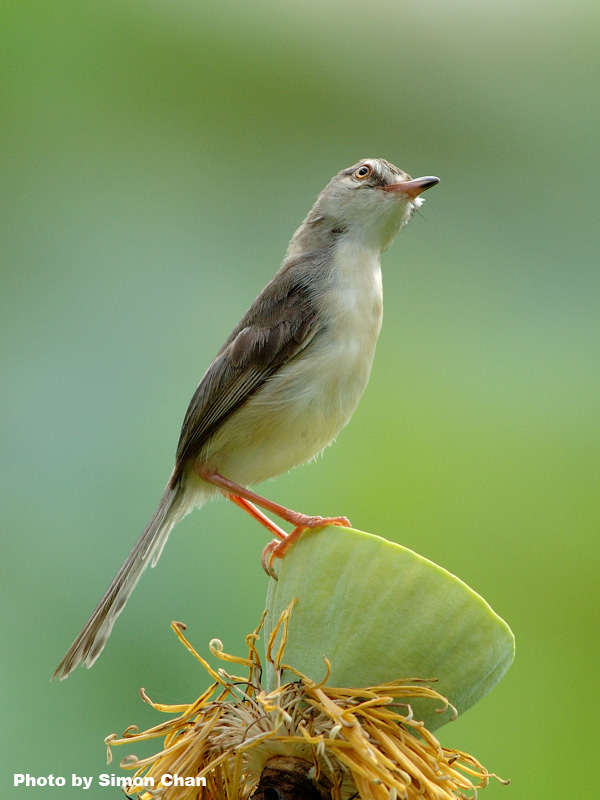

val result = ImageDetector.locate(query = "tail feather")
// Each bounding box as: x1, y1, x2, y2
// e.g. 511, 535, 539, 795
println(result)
53, 481, 190, 680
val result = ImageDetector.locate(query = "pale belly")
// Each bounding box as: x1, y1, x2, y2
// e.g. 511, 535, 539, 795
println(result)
191, 241, 385, 491
204, 343, 371, 485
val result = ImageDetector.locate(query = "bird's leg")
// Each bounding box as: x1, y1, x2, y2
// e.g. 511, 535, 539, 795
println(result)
196, 467, 351, 530
228, 495, 286, 541
196, 466, 351, 575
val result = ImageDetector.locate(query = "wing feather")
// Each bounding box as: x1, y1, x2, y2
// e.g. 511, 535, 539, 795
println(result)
170, 259, 322, 485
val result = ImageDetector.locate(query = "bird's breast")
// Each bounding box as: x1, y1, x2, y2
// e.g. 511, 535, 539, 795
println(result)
199, 242, 384, 485
316, 240, 383, 395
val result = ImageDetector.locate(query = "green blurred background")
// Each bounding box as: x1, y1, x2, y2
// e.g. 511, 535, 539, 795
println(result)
2, 0, 598, 797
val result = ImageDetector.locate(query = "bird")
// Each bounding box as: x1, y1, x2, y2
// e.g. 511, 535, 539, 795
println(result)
53, 158, 439, 679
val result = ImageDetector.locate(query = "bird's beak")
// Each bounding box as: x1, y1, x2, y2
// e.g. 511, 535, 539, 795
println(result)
380, 176, 440, 198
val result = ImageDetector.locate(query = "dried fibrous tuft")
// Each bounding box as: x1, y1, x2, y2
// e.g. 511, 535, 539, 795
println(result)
105, 603, 507, 800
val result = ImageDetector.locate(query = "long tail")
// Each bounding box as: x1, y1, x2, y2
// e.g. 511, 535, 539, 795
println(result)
53, 480, 191, 680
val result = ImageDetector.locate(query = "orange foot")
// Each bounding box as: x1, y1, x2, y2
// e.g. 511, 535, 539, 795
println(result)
261, 516, 351, 578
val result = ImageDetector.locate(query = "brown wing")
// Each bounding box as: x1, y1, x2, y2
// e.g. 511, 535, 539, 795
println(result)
170, 261, 321, 486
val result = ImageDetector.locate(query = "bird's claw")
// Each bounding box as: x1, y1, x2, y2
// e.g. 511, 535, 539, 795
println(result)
260, 515, 352, 578
261, 540, 279, 579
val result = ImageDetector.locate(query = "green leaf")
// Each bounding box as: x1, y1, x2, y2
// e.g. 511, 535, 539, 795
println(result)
265, 526, 514, 730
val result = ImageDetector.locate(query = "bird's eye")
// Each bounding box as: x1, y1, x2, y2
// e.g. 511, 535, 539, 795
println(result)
355, 164, 373, 180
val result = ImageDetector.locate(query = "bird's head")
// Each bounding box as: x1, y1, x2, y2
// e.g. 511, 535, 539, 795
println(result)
292, 159, 439, 255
